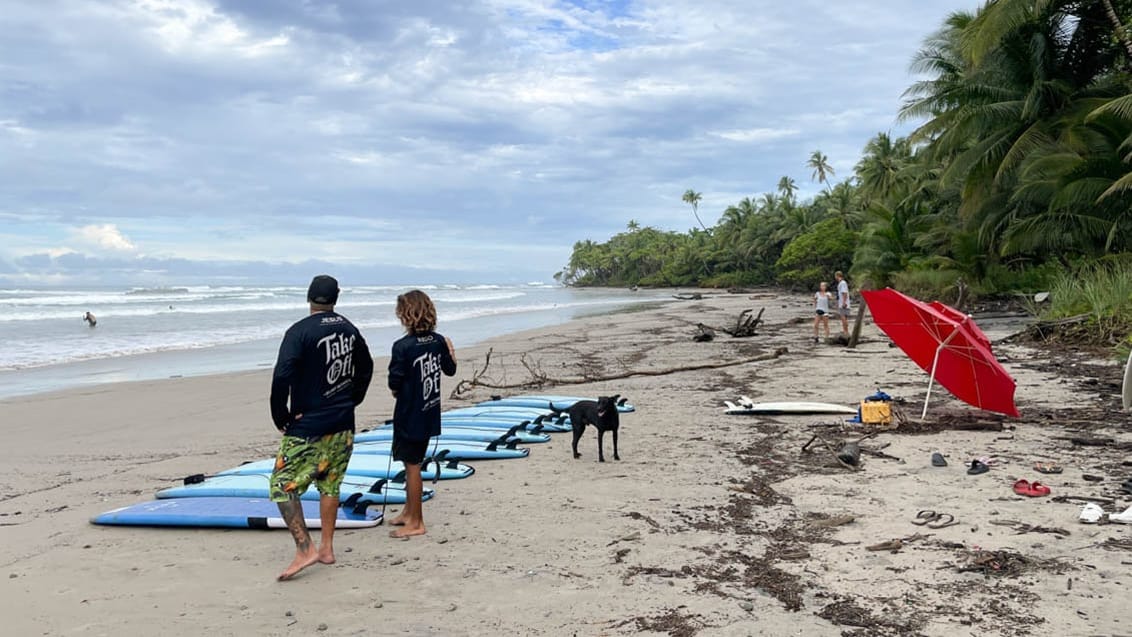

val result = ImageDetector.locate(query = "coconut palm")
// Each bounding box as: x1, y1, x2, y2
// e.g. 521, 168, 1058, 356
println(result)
777, 176, 798, 201
807, 151, 835, 190
682, 189, 707, 230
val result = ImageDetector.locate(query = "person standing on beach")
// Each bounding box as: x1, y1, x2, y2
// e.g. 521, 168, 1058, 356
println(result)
835, 271, 851, 337
813, 282, 832, 343
388, 290, 456, 539
269, 275, 374, 581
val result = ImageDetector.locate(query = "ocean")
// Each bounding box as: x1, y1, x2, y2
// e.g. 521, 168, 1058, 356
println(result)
0, 284, 665, 399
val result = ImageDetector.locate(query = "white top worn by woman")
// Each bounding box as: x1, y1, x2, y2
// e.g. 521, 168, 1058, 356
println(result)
815, 291, 831, 313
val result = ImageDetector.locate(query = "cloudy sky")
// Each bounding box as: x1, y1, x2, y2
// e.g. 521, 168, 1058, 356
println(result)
0, 0, 980, 286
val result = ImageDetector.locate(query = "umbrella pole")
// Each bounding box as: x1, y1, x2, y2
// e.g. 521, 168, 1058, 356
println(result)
920, 321, 967, 420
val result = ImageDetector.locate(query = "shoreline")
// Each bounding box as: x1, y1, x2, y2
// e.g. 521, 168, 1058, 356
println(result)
1, 289, 1129, 636
0, 293, 672, 402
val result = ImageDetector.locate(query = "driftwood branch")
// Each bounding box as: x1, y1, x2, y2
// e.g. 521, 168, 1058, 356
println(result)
698, 307, 765, 338
451, 347, 788, 397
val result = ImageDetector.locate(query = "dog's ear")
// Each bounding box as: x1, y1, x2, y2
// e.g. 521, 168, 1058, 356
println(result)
611, 394, 621, 403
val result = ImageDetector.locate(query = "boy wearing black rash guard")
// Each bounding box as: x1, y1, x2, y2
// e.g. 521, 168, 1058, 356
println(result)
268, 275, 374, 581
387, 289, 456, 538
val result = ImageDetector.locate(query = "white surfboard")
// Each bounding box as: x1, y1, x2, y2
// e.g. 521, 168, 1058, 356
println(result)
1123, 349, 1132, 411
725, 400, 858, 416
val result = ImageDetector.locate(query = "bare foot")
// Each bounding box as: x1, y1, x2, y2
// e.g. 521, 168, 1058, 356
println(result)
318, 547, 335, 565
388, 514, 407, 527
277, 548, 320, 581
389, 524, 426, 539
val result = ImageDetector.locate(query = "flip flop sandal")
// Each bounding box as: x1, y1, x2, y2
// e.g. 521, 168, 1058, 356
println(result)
911, 510, 938, 526
1034, 463, 1063, 474
1028, 481, 1051, 496
968, 460, 990, 475
926, 513, 957, 529
931, 452, 947, 467
1012, 479, 1032, 495
1082, 474, 1103, 482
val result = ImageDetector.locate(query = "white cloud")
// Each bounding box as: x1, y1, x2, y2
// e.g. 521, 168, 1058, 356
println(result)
711, 127, 801, 143
0, 0, 986, 283
72, 224, 137, 253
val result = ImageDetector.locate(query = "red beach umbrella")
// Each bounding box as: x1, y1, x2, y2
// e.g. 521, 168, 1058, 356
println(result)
861, 287, 1019, 418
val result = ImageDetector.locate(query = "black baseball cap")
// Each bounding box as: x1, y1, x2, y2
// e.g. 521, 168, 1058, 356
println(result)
307, 275, 339, 305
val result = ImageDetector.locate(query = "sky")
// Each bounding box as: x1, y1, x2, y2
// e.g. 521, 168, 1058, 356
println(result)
0, 0, 983, 287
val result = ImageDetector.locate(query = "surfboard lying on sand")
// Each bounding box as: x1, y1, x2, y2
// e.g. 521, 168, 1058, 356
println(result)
477, 395, 636, 413
356, 425, 551, 444
1123, 349, 1132, 411
91, 497, 383, 529
353, 439, 530, 461
440, 415, 572, 433
445, 406, 563, 420
724, 400, 858, 415
155, 474, 433, 505
218, 455, 476, 481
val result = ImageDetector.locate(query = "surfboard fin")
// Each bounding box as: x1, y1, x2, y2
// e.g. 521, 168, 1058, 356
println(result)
183, 473, 207, 485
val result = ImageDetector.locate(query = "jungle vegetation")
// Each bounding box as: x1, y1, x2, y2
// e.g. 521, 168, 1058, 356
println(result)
559, 0, 1132, 322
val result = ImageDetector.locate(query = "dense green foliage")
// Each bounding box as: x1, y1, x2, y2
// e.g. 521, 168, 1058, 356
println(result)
560, 0, 1132, 304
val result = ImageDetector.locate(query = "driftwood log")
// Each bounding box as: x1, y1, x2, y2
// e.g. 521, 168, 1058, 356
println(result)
451, 346, 788, 397
672, 293, 703, 301
693, 324, 716, 342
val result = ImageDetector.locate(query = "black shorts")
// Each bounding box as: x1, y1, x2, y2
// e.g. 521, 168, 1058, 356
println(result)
815, 309, 827, 316
392, 436, 429, 465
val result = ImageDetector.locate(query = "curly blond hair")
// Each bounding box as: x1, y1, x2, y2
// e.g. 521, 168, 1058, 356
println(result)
396, 289, 437, 334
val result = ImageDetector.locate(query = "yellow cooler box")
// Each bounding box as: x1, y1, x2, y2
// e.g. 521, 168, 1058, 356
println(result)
860, 400, 893, 426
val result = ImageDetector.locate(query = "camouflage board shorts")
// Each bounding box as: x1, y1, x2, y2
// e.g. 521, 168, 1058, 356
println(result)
269, 429, 354, 502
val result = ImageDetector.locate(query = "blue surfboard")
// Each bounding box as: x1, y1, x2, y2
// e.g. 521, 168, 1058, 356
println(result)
440, 415, 572, 433
156, 474, 433, 505
217, 455, 475, 481
353, 439, 530, 461
355, 425, 550, 445
444, 406, 563, 420
478, 395, 636, 413
91, 497, 383, 529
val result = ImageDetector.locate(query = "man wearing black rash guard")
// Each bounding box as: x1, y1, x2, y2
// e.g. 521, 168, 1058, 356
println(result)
268, 275, 374, 581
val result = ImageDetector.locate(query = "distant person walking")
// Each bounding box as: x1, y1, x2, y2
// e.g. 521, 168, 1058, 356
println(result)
268, 275, 374, 581
835, 271, 851, 336
387, 290, 456, 539
813, 282, 832, 343
82, 312, 96, 327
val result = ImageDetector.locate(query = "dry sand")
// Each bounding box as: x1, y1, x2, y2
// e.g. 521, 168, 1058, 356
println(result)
1, 290, 1130, 636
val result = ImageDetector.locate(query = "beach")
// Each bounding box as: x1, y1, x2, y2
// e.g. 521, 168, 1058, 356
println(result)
1, 289, 1130, 637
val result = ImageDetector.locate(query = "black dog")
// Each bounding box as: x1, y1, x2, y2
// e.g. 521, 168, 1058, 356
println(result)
566, 395, 621, 462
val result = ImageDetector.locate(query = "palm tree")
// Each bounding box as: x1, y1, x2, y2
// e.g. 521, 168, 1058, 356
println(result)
855, 133, 911, 203
777, 176, 798, 201
965, 0, 1132, 64
682, 189, 707, 230
808, 151, 835, 190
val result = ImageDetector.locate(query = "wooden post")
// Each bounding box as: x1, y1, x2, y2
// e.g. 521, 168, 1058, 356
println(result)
847, 303, 866, 348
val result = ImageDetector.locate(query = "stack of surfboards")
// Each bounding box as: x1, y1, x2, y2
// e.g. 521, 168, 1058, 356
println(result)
91, 393, 632, 529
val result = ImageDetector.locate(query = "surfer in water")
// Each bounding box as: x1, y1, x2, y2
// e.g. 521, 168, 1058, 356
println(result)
268, 275, 374, 581
388, 290, 456, 538
82, 312, 97, 327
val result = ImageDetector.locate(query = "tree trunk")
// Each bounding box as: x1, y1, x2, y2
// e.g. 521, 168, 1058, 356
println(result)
1101, 0, 1132, 60
847, 303, 867, 348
